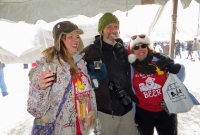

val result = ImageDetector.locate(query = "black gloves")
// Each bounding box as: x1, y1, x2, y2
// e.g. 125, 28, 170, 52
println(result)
167, 63, 181, 74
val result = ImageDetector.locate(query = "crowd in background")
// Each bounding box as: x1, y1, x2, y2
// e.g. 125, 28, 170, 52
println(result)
150, 38, 200, 61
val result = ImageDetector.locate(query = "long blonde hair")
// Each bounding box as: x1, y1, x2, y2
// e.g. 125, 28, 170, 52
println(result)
42, 34, 78, 76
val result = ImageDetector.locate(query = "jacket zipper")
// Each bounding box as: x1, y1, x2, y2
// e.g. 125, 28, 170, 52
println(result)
113, 51, 117, 60
110, 100, 114, 119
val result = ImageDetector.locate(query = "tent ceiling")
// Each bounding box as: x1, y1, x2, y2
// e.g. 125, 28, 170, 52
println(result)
0, 0, 200, 63
0, 0, 199, 24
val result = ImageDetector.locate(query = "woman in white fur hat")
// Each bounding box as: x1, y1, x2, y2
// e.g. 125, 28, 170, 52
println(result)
127, 34, 182, 135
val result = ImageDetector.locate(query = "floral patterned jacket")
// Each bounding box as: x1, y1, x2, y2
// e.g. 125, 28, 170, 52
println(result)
27, 52, 92, 135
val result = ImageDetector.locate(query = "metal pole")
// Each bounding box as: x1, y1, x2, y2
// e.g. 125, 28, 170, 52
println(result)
169, 0, 178, 59
197, 3, 200, 36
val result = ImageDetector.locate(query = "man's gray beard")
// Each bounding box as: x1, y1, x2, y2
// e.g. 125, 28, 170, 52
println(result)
103, 35, 116, 46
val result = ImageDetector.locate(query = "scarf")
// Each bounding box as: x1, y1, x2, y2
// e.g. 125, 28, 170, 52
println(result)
131, 51, 174, 74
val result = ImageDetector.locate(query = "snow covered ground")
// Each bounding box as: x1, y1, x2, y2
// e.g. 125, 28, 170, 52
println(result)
0, 51, 200, 135
0, 64, 33, 135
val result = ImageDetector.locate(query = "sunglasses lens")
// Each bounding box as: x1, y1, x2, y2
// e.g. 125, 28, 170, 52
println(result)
133, 44, 147, 50
131, 34, 146, 41
131, 35, 137, 40
139, 34, 146, 38
133, 46, 139, 50
141, 44, 147, 48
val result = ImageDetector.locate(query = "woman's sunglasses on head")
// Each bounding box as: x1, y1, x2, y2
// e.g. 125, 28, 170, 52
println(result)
133, 44, 147, 50
131, 34, 146, 40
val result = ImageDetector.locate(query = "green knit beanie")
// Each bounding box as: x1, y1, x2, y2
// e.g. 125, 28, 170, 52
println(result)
98, 12, 120, 35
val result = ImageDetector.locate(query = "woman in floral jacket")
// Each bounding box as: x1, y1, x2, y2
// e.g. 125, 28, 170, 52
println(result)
27, 21, 97, 135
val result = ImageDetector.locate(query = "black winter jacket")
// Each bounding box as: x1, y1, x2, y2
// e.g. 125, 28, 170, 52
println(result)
81, 35, 138, 116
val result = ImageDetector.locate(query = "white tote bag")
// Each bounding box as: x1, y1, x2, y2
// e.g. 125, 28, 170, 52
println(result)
162, 73, 194, 114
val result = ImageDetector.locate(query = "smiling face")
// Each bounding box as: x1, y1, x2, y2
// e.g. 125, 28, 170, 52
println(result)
102, 23, 119, 45
132, 43, 148, 61
62, 31, 80, 55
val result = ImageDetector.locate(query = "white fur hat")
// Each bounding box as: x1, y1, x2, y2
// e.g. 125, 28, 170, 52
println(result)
128, 35, 150, 63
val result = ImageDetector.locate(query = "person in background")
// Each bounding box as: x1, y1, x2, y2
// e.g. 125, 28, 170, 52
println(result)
198, 39, 200, 60
154, 43, 163, 53
0, 61, 8, 97
181, 42, 185, 52
127, 34, 182, 135
28, 21, 97, 135
193, 38, 199, 61
81, 12, 139, 135
174, 39, 182, 59
186, 40, 194, 61
161, 41, 169, 55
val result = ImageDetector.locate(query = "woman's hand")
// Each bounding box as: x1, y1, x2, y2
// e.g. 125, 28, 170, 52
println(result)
167, 63, 181, 74
38, 71, 54, 90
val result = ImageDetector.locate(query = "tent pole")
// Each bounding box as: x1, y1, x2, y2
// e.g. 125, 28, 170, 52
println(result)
197, 3, 200, 36
148, 5, 166, 36
169, 0, 178, 59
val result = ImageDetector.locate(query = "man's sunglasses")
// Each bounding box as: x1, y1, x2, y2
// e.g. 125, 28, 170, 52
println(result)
131, 34, 146, 40
133, 44, 147, 50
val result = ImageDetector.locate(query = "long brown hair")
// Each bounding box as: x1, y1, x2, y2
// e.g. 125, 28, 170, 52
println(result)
147, 43, 157, 54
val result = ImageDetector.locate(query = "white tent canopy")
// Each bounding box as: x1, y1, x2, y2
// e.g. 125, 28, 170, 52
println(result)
0, 0, 168, 24
0, 0, 200, 24
0, 0, 200, 63
0, 16, 100, 63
